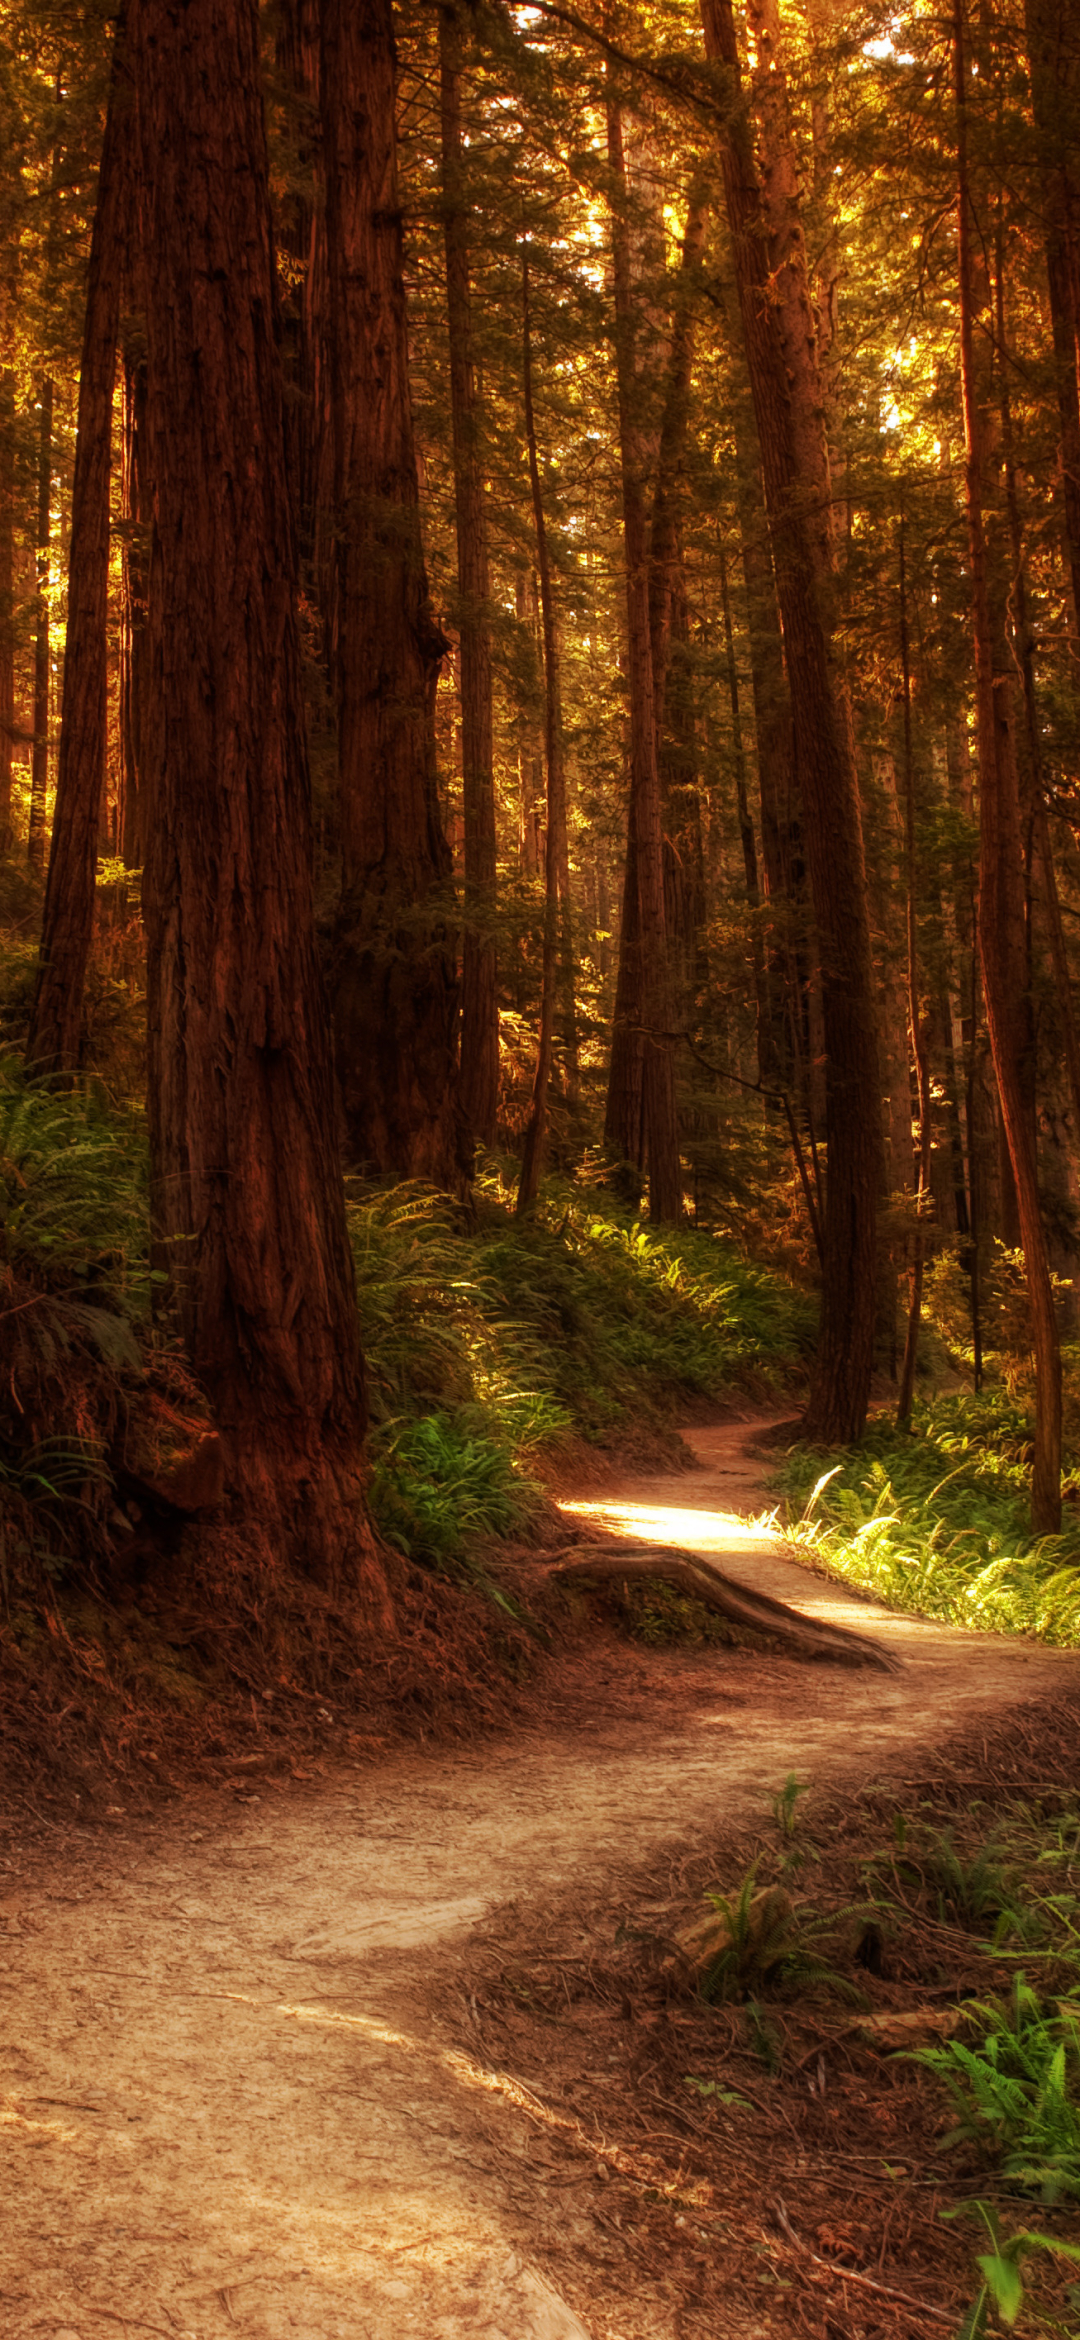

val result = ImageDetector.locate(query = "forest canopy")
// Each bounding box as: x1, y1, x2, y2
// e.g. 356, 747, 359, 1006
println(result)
1, 0, 1079, 1603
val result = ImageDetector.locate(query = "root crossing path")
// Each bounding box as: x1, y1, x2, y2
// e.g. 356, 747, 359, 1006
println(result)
3, 1420, 1077, 2340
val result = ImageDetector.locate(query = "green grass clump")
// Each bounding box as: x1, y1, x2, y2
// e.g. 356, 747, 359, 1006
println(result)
777, 1392, 1080, 1645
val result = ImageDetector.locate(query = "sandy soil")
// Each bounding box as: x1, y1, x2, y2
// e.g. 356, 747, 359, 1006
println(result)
2, 1420, 1078, 2340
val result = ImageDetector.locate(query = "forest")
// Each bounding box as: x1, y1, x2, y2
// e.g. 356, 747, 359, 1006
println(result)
1, 0, 1080, 1702
5, 5, 1080, 2335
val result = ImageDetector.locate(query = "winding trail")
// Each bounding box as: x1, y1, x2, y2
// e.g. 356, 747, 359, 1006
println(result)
2, 1420, 1076, 2340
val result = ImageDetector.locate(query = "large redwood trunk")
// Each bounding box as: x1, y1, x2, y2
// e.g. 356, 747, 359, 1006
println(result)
28, 32, 127, 1074
603, 95, 681, 1224
954, 0, 1061, 1532
129, 0, 391, 1606
702, 0, 883, 1440
440, 3, 499, 1152
321, 0, 464, 1189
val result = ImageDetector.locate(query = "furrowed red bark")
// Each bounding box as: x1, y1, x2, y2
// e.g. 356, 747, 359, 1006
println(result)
440, 2, 499, 1151
954, 0, 1061, 1532
702, 0, 883, 1441
28, 27, 128, 1075
321, 0, 464, 1189
130, 0, 392, 1608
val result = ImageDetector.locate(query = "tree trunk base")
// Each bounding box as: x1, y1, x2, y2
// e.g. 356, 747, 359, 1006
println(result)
544, 1541, 902, 1673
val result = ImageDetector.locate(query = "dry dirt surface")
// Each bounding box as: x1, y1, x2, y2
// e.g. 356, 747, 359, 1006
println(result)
2, 1419, 1078, 2340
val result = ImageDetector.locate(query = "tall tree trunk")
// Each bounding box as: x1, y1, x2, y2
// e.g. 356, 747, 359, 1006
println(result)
118, 349, 151, 869
1024, 0, 1080, 642
321, 0, 464, 1189
718, 538, 769, 1080
440, 1, 498, 1151
0, 357, 13, 854
954, 0, 1061, 1533
129, 0, 391, 1609
896, 520, 933, 1428
702, 0, 883, 1441
26, 377, 52, 871
604, 94, 681, 1224
28, 30, 127, 1074
516, 249, 560, 1214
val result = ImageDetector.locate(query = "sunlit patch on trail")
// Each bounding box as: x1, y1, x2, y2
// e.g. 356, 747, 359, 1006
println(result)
556, 1498, 782, 1549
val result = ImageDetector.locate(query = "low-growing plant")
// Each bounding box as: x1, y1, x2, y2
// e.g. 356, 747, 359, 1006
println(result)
941, 2197, 1080, 2336
914, 1976, 1080, 2203
694, 1866, 868, 2007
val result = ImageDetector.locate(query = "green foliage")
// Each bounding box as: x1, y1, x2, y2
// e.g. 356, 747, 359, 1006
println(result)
0, 1052, 152, 1313
779, 1393, 1080, 1645
368, 1411, 540, 1571
695, 1868, 868, 2008
914, 1977, 1080, 2204
349, 1165, 810, 1571
941, 2198, 1080, 2337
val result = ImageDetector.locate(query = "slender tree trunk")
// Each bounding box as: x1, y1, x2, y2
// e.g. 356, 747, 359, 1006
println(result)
28, 29, 128, 1074
604, 94, 680, 1224
702, 0, 883, 1440
130, 0, 392, 1610
954, 0, 1061, 1533
718, 539, 769, 1080
27, 378, 52, 871
896, 521, 932, 1428
516, 249, 560, 1213
0, 354, 13, 853
440, 2, 498, 1151
1024, 0, 1080, 643
321, 0, 463, 1189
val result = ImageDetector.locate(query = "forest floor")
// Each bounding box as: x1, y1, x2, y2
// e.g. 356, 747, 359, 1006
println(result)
2, 1416, 1079, 2340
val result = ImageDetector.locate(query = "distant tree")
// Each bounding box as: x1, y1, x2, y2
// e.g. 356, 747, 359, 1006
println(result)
320, 0, 465, 1189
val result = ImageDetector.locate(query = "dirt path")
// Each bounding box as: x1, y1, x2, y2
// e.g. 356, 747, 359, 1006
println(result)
2, 1421, 1077, 2340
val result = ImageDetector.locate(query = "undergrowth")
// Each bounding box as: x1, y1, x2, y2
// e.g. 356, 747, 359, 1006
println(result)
0, 1050, 813, 1591
777, 1391, 1080, 1646
349, 1165, 812, 1572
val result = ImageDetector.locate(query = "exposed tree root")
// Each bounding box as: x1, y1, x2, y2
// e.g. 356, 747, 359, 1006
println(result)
543, 1542, 903, 1672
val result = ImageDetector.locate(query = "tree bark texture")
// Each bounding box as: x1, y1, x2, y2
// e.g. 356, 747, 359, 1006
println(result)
0, 351, 13, 852
516, 249, 560, 1214
702, 0, 883, 1442
440, 3, 498, 1151
604, 94, 681, 1224
1024, 0, 1080, 643
27, 376, 52, 872
954, 0, 1061, 1532
321, 0, 464, 1189
118, 349, 152, 870
28, 27, 128, 1075
129, 0, 391, 1609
